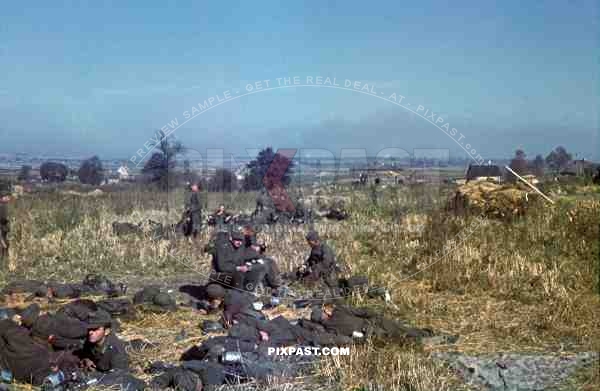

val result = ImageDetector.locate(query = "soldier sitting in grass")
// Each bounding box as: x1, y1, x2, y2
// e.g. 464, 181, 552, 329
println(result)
242, 237, 282, 297
211, 231, 271, 292
297, 231, 341, 298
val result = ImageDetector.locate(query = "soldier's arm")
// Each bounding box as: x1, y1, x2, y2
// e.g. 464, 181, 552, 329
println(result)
349, 307, 378, 319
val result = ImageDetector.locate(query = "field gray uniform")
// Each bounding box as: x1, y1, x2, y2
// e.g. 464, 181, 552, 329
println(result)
0, 319, 80, 385
211, 234, 252, 290
75, 333, 129, 372
304, 242, 339, 296
240, 247, 282, 292
185, 191, 202, 235
315, 305, 434, 342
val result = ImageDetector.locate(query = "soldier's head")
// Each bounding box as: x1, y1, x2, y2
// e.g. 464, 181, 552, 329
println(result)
305, 230, 320, 247
230, 231, 244, 248
310, 303, 334, 323
87, 325, 109, 344
86, 310, 112, 344
323, 302, 335, 318
218, 205, 225, 213
191, 183, 199, 192
242, 224, 254, 237
205, 283, 226, 309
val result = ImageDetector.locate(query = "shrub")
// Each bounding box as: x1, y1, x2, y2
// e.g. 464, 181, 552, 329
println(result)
78, 156, 104, 185
40, 162, 68, 182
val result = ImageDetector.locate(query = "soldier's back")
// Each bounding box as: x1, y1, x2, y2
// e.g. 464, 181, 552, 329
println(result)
323, 307, 369, 337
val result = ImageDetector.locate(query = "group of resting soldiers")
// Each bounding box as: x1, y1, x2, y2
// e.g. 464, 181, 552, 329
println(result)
0, 277, 142, 390
145, 224, 456, 390
182, 183, 314, 240
0, 217, 460, 390
0, 183, 458, 389
152, 224, 457, 389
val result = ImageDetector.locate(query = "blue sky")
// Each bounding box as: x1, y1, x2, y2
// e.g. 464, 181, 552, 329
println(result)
1, 0, 598, 161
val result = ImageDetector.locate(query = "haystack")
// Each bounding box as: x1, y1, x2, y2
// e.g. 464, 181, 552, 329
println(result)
448, 181, 539, 218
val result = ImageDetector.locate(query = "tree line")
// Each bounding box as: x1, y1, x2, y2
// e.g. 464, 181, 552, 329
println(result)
15, 138, 296, 193
11, 142, 597, 188
507, 145, 580, 180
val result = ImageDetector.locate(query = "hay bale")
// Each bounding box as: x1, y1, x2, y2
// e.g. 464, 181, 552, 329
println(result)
448, 181, 539, 219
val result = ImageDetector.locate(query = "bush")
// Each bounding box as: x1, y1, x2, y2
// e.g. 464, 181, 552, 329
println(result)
141, 138, 184, 191
243, 147, 295, 191
78, 156, 104, 185
40, 162, 68, 182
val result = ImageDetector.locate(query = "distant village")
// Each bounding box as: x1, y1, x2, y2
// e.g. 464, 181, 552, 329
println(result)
0, 149, 598, 189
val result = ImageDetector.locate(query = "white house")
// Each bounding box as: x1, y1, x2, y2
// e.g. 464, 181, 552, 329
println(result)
117, 165, 130, 180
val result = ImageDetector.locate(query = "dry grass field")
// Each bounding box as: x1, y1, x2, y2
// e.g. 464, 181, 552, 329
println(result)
1, 180, 599, 390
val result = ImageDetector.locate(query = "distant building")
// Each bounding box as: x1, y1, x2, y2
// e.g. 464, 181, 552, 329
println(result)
465, 164, 502, 183
560, 159, 596, 177
117, 164, 130, 180
377, 170, 405, 184
234, 167, 250, 181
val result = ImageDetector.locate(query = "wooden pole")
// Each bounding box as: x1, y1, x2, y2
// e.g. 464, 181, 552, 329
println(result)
504, 166, 555, 205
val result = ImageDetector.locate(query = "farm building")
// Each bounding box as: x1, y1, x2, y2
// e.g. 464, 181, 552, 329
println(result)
465, 164, 502, 183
